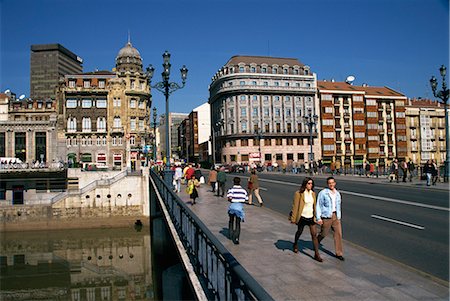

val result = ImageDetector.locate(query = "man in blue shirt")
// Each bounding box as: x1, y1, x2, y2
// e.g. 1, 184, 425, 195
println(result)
315, 176, 344, 261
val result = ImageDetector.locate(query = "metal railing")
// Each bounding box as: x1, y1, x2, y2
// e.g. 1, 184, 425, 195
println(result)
150, 169, 273, 301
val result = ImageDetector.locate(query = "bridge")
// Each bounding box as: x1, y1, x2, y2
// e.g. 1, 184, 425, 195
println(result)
149, 169, 448, 300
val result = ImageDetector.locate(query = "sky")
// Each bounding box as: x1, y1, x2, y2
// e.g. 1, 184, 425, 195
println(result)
1, 0, 449, 115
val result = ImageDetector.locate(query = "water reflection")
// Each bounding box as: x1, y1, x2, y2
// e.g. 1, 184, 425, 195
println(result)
0, 227, 152, 301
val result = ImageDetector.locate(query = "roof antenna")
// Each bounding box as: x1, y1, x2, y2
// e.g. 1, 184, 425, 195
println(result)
128, 30, 131, 45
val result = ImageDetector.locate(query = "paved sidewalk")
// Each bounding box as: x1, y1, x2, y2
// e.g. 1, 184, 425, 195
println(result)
178, 184, 448, 300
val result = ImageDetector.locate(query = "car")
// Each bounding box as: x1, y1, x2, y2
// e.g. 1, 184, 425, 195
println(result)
221, 164, 231, 173
232, 165, 245, 173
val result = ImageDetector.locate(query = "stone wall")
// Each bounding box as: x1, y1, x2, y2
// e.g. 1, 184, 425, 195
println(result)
0, 168, 150, 231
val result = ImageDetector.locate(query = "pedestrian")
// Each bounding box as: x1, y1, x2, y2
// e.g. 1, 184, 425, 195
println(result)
401, 160, 408, 182
207, 167, 218, 193
247, 169, 264, 207
335, 160, 341, 175
187, 174, 200, 205
423, 160, 434, 186
390, 159, 399, 183
330, 161, 336, 175
174, 165, 183, 193
407, 159, 415, 182
227, 177, 248, 244
185, 164, 195, 181
369, 162, 375, 177
316, 176, 344, 261
431, 159, 439, 185
216, 168, 227, 197
289, 177, 323, 262
365, 161, 370, 177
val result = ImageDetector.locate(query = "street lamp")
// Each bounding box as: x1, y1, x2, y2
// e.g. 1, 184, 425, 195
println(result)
430, 65, 449, 182
255, 127, 262, 163
211, 119, 223, 166
152, 107, 157, 162
303, 109, 318, 163
146, 51, 188, 184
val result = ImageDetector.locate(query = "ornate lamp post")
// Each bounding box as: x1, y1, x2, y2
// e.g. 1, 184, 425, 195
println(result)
211, 119, 223, 166
430, 65, 449, 182
146, 51, 188, 184
152, 107, 157, 162
255, 127, 262, 163
303, 109, 318, 163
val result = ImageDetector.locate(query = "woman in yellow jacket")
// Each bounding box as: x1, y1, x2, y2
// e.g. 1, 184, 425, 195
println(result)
289, 177, 323, 262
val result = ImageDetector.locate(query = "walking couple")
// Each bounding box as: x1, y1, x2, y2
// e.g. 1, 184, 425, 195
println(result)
289, 176, 344, 262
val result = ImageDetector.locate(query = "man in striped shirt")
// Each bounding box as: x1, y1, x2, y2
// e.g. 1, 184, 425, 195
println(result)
227, 177, 248, 245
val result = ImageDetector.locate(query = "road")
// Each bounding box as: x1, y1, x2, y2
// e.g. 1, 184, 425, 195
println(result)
221, 171, 449, 282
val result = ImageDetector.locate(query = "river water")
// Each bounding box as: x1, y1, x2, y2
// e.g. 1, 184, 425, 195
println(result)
0, 227, 153, 301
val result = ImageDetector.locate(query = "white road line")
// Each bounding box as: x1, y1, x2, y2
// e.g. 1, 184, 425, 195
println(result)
370, 214, 425, 230
259, 187, 268, 191
257, 178, 449, 212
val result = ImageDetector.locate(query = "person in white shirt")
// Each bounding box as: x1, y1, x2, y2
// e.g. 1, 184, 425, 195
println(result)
173, 165, 183, 193
289, 177, 322, 262
227, 177, 248, 245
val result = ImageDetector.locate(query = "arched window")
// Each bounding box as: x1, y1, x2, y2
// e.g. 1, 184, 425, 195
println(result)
82, 117, 91, 132
97, 117, 106, 132
68, 117, 77, 132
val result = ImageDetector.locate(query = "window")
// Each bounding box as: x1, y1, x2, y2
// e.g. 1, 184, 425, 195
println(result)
323, 132, 334, 138
240, 95, 246, 101
274, 82, 279, 86
276, 138, 283, 145
275, 108, 280, 117
114, 117, 121, 128
265, 123, 270, 132
272, 67, 278, 74
263, 81, 268, 86
366, 99, 376, 106
96, 98, 107, 108
130, 136, 135, 145
276, 123, 281, 132
322, 119, 333, 126
139, 119, 144, 130
252, 107, 258, 117
297, 138, 304, 145
113, 97, 121, 107
239, 66, 245, 72
28, 103, 33, 109
241, 121, 247, 132
252, 95, 258, 101
264, 107, 269, 117
229, 108, 234, 118
367, 112, 377, 118
296, 108, 302, 116
130, 99, 136, 108
353, 95, 363, 102
131, 80, 135, 89
98, 80, 105, 88
241, 107, 247, 117
285, 82, 290, 87
298, 153, 305, 160
293, 69, 299, 75
324, 107, 333, 114
252, 81, 257, 86
250, 67, 256, 73
46, 102, 52, 108
283, 68, 288, 74
130, 118, 136, 131
37, 102, 43, 108
354, 132, 365, 138
323, 145, 335, 151
66, 98, 77, 108
97, 117, 106, 132
82, 98, 92, 108
261, 67, 267, 73
286, 109, 291, 117
82, 117, 91, 132
287, 138, 293, 145
68, 118, 77, 132
241, 139, 248, 146
354, 120, 364, 126
264, 138, 271, 146
287, 123, 292, 132
139, 101, 145, 109
83, 80, 90, 88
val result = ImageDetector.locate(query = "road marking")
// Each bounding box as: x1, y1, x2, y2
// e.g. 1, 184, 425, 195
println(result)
259, 187, 268, 191
257, 177, 449, 212
371, 214, 425, 230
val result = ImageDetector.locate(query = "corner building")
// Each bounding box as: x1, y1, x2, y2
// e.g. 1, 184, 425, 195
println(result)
209, 56, 321, 166
318, 81, 407, 172
56, 42, 151, 169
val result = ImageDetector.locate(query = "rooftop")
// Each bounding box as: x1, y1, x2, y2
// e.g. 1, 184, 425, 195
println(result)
318, 81, 405, 97
226, 55, 305, 67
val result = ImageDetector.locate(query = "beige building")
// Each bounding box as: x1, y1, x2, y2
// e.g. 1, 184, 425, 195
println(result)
209, 55, 320, 166
0, 91, 58, 163
56, 42, 152, 169
405, 98, 446, 166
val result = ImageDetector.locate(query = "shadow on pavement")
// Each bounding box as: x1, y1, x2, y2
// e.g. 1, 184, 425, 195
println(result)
219, 227, 231, 240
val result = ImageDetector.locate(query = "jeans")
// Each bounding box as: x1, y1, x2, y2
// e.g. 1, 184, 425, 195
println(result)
228, 213, 241, 242
426, 173, 432, 186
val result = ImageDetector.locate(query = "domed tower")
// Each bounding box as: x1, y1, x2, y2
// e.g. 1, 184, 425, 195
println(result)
115, 41, 143, 74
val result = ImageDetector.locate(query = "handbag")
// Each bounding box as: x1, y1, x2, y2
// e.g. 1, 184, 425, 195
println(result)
247, 181, 253, 190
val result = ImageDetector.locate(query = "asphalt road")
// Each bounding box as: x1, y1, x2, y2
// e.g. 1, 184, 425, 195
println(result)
222, 171, 449, 282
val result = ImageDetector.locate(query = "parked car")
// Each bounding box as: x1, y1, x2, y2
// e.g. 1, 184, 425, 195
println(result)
232, 164, 245, 173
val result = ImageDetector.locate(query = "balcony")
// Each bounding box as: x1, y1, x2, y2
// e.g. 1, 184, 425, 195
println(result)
344, 138, 352, 143
336, 150, 343, 155
111, 126, 124, 133
345, 150, 352, 155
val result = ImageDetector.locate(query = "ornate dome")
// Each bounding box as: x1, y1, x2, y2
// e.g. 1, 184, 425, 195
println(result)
117, 42, 141, 59
115, 41, 143, 73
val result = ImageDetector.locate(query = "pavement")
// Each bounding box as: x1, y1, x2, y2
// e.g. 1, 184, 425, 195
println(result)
177, 182, 449, 301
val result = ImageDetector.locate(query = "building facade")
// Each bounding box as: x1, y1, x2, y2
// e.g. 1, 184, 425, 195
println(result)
405, 98, 446, 166
56, 42, 152, 169
0, 91, 58, 163
209, 55, 320, 166
317, 81, 407, 171
30, 44, 83, 100
159, 112, 188, 162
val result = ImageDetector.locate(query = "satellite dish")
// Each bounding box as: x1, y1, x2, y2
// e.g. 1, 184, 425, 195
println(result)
346, 75, 355, 84
19, 94, 25, 100
4, 89, 10, 93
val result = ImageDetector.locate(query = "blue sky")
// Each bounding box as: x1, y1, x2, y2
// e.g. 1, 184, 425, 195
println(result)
1, 0, 448, 114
